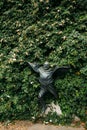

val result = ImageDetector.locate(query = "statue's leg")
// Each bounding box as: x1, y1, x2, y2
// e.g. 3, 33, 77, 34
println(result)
48, 85, 57, 98
38, 87, 47, 112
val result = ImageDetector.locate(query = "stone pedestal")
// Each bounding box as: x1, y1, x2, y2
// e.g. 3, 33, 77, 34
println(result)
45, 102, 62, 115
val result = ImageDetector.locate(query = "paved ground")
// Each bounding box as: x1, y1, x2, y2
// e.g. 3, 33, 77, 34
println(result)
29, 123, 85, 130
0, 121, 85, 130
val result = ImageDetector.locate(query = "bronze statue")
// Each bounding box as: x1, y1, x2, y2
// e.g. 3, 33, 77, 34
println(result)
28, 61, 70, 113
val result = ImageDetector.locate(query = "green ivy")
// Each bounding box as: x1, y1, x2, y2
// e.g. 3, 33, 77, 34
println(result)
0, 0, 87, 124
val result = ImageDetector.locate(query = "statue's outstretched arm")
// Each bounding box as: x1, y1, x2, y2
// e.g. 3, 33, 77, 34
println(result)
28, 62, 39, 73
58, 66, 70, 72
53, 66, 70, 77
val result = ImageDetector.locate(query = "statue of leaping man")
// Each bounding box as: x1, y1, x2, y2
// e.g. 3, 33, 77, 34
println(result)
28, 61, 70, 113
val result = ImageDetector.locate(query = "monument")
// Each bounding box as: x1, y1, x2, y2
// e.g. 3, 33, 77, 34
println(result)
28, 61, 70, 113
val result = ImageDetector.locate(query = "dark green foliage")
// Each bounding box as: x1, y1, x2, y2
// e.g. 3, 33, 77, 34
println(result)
0, 0, 87, 124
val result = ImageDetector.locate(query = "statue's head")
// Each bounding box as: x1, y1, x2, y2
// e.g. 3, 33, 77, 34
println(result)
43, 61, 50, 70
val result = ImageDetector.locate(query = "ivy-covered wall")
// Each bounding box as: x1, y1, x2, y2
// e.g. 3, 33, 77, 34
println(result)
0, 0, 87, 124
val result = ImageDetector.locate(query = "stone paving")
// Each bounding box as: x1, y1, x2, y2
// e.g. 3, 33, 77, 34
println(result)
0, 121, 85, 130
29, 123, 85, 130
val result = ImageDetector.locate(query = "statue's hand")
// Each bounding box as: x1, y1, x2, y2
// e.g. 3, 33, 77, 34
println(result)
28, 62, 38, 68
28, 62, 39, 73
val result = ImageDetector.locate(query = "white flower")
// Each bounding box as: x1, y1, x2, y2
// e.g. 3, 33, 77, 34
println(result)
49, 119, 52, 122
6, 95, 10, 98
40, 0, 43, 2
61, 20, 65, 24
32, 116, 35, 119
47, 34, 50, 37
57, 10, 60, 12
58, 31, 63, 34
13, 58, 16, 61
59, 23, 63, 26
30, 81, 33, 84
59, 46, 62, 50
62, 36, 66, 40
